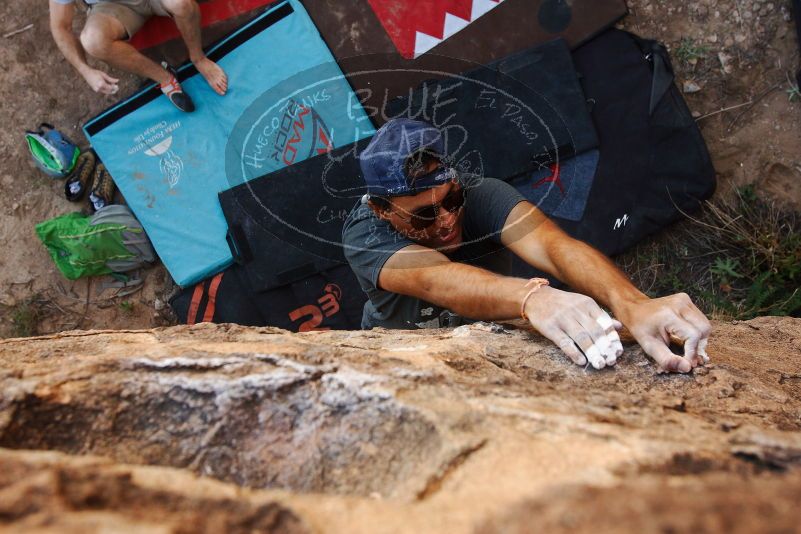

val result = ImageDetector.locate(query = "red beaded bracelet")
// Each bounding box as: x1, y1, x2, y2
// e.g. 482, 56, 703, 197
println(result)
520, 278, 550, 321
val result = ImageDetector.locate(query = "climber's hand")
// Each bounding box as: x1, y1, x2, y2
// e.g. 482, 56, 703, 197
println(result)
83, 68, 119, 95
620, 293, 711, 373
525, 286, 624, 369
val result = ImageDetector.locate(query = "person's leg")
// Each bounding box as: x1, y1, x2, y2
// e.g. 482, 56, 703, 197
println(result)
80, 9, 170, 85
81, 2, 195, 112
157, 0, 228, 95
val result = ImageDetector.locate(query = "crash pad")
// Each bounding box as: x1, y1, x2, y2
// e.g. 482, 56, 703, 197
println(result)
84, 0, 374, 286
384, 39, 599, 180
130, 0, 275, 51
301, 0, 628, 117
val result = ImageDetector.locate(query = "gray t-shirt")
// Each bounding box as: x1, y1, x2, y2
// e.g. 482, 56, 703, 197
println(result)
342, 175, 525, 329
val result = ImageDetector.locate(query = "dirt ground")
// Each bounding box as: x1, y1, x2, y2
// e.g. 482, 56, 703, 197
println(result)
1, 0, 800, 337
1, 317, 801, 532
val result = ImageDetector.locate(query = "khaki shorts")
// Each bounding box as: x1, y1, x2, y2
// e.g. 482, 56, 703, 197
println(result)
88, 0, 172, 39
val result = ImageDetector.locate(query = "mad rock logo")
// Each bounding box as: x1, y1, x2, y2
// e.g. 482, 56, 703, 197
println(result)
129, 120, 184, 188
277, 101, 333, 166
242, 96, 334, 172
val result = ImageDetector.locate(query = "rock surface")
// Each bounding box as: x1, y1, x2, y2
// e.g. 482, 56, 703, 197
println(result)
1, 318, 800, 533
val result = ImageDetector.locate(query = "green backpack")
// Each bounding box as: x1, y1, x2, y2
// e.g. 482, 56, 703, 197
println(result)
35, 205, 156, 280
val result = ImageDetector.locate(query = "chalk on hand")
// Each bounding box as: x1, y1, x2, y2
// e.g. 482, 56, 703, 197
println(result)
596, 334, 612, 353
600, 334, 619, 364
597, 314, 624, 359
596, 314, 614, 331
606, 332, 624, 357
585, 345, 605, 370
698, 338, 710, 363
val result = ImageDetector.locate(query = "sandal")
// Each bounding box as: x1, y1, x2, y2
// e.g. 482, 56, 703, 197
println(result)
64, 150, 96, 201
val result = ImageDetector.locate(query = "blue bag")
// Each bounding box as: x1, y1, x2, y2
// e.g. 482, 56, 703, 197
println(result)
25, 123, 79, 179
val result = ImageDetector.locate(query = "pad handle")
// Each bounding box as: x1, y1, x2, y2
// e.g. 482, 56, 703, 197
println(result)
226, 224, 253, 265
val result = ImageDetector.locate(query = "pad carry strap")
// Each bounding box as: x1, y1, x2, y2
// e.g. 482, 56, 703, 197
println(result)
639, 39, 675, 116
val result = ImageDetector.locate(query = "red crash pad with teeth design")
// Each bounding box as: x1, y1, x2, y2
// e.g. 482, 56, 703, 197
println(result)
366, 0, 505, 59
130, 0, 274, 50
301, 0, 628, 122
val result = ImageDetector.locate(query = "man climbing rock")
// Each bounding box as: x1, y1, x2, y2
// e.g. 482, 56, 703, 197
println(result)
49, 0, 228, 112
343, 119, 712, 374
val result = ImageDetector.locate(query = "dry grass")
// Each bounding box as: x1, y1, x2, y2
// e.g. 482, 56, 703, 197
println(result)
7, 296, 46, 337
618, 186, 801, 319
674, 38, 710, 64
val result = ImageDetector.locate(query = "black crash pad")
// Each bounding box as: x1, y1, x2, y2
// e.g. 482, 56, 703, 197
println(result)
301, 0, 628, 119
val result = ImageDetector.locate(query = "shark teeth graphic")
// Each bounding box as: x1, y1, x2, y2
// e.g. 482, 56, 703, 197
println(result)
413, 31, 444, 58
412, 0, 504, 58
471, 0, 500, 19
443, 12, 471, 37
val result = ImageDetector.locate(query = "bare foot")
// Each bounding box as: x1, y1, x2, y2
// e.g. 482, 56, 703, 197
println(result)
194, 57, 227, 95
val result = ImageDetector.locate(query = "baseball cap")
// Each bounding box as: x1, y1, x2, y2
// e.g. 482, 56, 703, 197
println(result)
359, 118, 452, 197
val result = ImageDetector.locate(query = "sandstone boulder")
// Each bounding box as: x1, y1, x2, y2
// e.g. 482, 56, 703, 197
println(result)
1, 318, 800, 532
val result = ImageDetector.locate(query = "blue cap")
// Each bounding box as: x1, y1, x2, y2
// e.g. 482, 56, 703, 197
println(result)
359, 119, 450, 197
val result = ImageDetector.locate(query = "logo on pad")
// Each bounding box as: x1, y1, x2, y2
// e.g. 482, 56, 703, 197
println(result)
287, 283, 343, 332
159, 151, 184, 189
129, 120, 185, 189
273, 100, 333, 167
239, 94, 335, 175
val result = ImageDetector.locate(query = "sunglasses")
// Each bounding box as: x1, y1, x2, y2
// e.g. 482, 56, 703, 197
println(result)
395, 183, 465, 230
